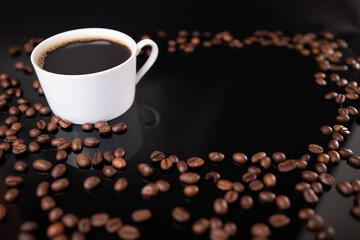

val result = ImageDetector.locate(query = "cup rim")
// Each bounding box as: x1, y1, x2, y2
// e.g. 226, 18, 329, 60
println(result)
30, 27, 137, 78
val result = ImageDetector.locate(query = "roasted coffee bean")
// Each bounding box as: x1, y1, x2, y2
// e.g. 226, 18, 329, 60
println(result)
92, 152, 103, 166
268, 213, 290, 228
39, 106, 51, 115
20, 221, 39, 232
112, 122, 127, 133
29, 128, 41, 138
112, 157, 126, 169
12, 143, 27, 155
192, 218, 210, 235
117, 225, 140, 240
12, 138, 24, 146
155, 179, 170, 192
302, 170, 318, 182
160, 157, 173, 170
179, 172, 200, 184
351, 205, 360, 218
295, 182, 311, 192
232, 152, 247, 164
132, 208, 152, 222
318, 172, 335, 186
223, 190, 238, 204
5, 135, 17, 142
332, 131, 344, 142
5, 175, 23, 187
150, 150, 165, 162
232, 181, 245, 193
334, 94, 346, 104
0, 203, 6, 221
217, 179, 233, 191
251, 152, 266, 163
56, 150, 67, 162
137, 163, 153, 177
172, 206, 190, 222
0, 125, 8, 137
33, 159, 53, 171
14, 160, 28, 173
33, 102, 43, 111
339, 147, 353, 158
223, 221, 237, 237
187, 156, 205, 168
248, 165, 261, 175
71, 138, 83, 152
336, 114, 350, 123
350, 179, 360, 193
36, 134, 50, 144
50, 116, 61, 123
114, 178, 128, 192
94, 120, 108, 129
348, 155, 360, 167
176, 160, 188, 173
168, 154, 179, 163
83, 137, 99, 147
75, 153, 90, 168
258, 191, 276, 204
328, 140, 339, 150
81, 123, 93, 131
51, 138, 66, 147
36, 119, 46, 130
140, 183, 158, 197
249, 180, 264, 192
83, 176, 101, 190
303, 188, 319, 204
8, 45, 20, 55
308, 144, 324, 154
46, 222, 64, 238
91, 212, 109, 227
278, 159, 297, 173
78, 218, 92, 234
114, 147, 125, 158
263, 173, 276, 188
99, 125, 111, 134
328, 150, 340, 164
36, 181, 50, 197
71, 231, 85, 240
307, 215, 324, 231
62, 213, 78, 228
41, 196, 56, 211
0, 142, 11, 151
105, 217, 123, 234
205, 171, 221, 183
316, 226, 336, 240
103, 151, 114, 162
242, 172, 257, 183
240, 195, 253, 210
5, 116, 18, 125
9, 106, 19, 116
336, 181, 353, 196
51, 178, 69, 192
275, 195, 291, 210
28, 141, 40, 153
260, 156, 272, 169
296, 159, 308, 169
183, 185, 199, 197
210, 217, 223, 229
311, 181, 323, 194
102, 165, 117, 178
346, 105, 358, 116
298, 208, 315, 221
208, 152, 225, 162
49, 207, 63, 222
250, 223, 271, 238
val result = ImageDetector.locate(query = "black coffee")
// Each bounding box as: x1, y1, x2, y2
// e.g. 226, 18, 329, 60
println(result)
39, 39, 131, 75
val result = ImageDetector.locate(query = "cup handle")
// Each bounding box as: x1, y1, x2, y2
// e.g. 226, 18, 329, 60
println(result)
136, 39, 159, 84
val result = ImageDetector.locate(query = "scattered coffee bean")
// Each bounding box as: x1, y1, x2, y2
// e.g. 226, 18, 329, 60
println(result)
150, 150, 165, 162
350, 205, 360, 218
240, 195, 253, 210
91, 212, 109, 227
350, 179, 360, 193
92, 152, 103, 166
14, 160, 28, 173
112, 122, 127, 133
250, 223, 271, 238
78, 218, 92, 234
302, 170, 319, 182
249, 180, 264, 192
275, 195, 291, 210
99, 125, 111, 134
62, 213, 78, 228
251, 152, 266, 163
83, 176, 101, 191
160, 157, 173, 170
75, 153, 91, 168
205, 171, 221, 183
336, 181, 353, 196
112, 157, 126, 169
187, 156, 205, 168
83, 137, 99, 147
94, 121, 108, 129
303, 188, 319, 204
140, 183, 158, 198
176, 160, 188, 173
71, 138, 83, 152
179, 172, 200, 184
41, 196, 56, 211
258, 191, 276, 204
217, 179, 233, 191
132, 208, 152, 222
114, 178, 128, 192
137, 163, 153, 177
172, 206, 190, 222
102, 165, 117, 178
316, 226, 336, 240
5, 175, 24, 187
20, 221, 39, 232
33, 159, 53, 171
298, 208, 315, 221
308, 144, 324, 154
232, 152, 247, 164
307, 215, 324, 231
348, 155, 360, 168
81, 123, 93, 131
117, 225, 140, 240
192, 218, 210, 235
36, 134, 50, 145
36, 181, 50, 198
268, 213, 291, 228
208, 152, 225, 162
278, 159, 297, 173
47, 222, 64, 238
114, 147, 125, 158
56, 150, 67, 162
49, 207, 63, 223
51, 178, 69, 192
0, 203, 6, 221
183, 185, 199, 197
103, 151, 114, 162
155, 179, 170, 192
50, 164, 67, 179
105, 217, 123, 234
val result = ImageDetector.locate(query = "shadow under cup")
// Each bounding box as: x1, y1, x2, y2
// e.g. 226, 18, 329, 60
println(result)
30, 28, 144, 124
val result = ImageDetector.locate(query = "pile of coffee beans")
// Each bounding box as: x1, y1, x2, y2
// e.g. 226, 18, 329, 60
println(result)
1, 30, 360, 240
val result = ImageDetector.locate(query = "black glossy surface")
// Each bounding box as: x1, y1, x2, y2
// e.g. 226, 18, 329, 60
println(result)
1, 1, 360, 240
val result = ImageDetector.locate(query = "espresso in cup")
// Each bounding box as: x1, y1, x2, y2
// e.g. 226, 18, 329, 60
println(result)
37, 38, 132, 75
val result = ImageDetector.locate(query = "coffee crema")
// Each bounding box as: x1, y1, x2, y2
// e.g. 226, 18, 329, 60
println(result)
37, 38, 132, 75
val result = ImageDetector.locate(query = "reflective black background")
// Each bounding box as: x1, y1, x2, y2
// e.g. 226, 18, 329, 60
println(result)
0, 0, 360, 239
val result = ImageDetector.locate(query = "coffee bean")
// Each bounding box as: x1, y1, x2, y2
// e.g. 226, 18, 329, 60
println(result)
5, 175, 24, 187
41, 196, 56, 211
5, 115, 18, 125
5, 135, 17, 142
57, 141, 71, 151
83, 137, 99, 147
36, 181, 50, 197
155, 179, 170, 193
308, 144, 324, 154
112, 157, 126, 169
102, 165, 117, 178
232, 152, 248, 164
350, 179, 360, 193
179, 172, 200, 184
49, 207, 63, 222
248, 165, 261, 175
302, 170, 319, 182
46, 222, 64, 239
217, 179, 233, 191
348, 155, 360, 168
51, 138, 66, 147
242, 172, 257, 183
0, 203, 6, 221
114, 147, 125, 158
36, 119, 46, 130
71, 138, 83, 152
58, 119, 71, 128
350, 205, 360, 218
249, 180, 264, 192
275, 195, 291, 210
94, 120, 108, 129
62, 213, 79, 228
140, 183, 158, 197
332, 131, 344, 142
105, 217, 123, 234
339, 147, 353, 158
316, 226, 336, 240
132, 208, 152, 222
14, 160, 28, 173
36, 134, 50, 144
250, 223, 271, 238
336, 181, 353, 196
91, 212, 109, 227
78, 218, 92, 234
33, 159, 53, 171
50, 164, 67, 179
0, 142, 11, 151
75, 153, 90, 168
346, 105, 358, 116
56, 150, 67, 162
176, 160, 188, 173
258, 191, 276, 204
83, 176, 101, 190
298, 208, 315, 221
3, 188, 19, 202
295, 182, 311, 192
307, 215, 324, 231
150, 150, 165, 162
114, 178, 128, 192
205, 171, 221, 183
208, 152, 225, 162
81, 123, 93, 131
278, 159, 297, 172
232, 181, 245, 193
172, 206, 190, 222
192, 218, 209, 235
318, 172, 335, 186
92, 152, 103, 166
33, 102, 43, 111
20, 221, 39, 232
260, 156, 272, 169
8, 45, 20, 55
51, 178, 69, 192
160, 157, 173, 170
168, 154, 179, 163
183, 185, 199, 197
303, 188, 319, 204
328, 150, 340, 164
268, 213, 290, 228
117, 225, 140, 240
71, 231, 85, 240
11, 142, 26, 155
112, 122, 127, 133
99, 125, 111, 134
240, 195, 253, 210
311, 181, 323, 194
209, 228, 229, 240
187, 156, 205, 168
28, 141, 40, 153
137, 163, 153, 177
50, 116, 60, 123
251, 152, 266, 163
103, 151, 114, 162
263, 173, 276, 188
39, 106, 51, 115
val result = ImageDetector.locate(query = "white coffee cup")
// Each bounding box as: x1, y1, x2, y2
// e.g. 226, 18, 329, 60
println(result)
30, 28, 158, 124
